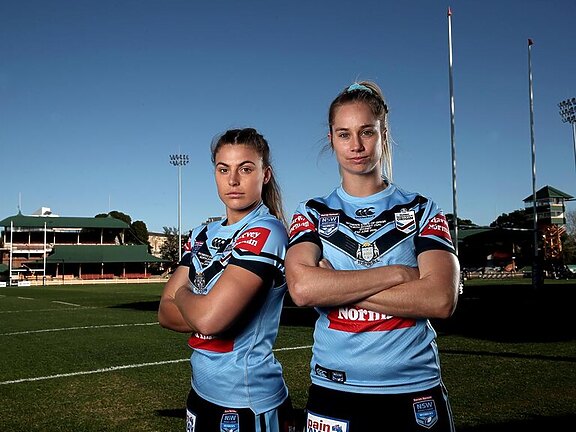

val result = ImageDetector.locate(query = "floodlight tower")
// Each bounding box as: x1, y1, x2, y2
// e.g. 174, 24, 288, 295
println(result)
169, 153, 189, 262
558, 97, 576, 173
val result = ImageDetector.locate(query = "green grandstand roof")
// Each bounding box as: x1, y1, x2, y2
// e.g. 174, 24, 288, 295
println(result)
0, 212, 129, 229
43, 245, 164, 263
523, 185, 574, 202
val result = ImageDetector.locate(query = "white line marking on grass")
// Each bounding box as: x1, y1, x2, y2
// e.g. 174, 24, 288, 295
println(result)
0, 359, 188, 385
0, 322, 159, 336
51, 301, 81, 306
0, 345, 313, 386
0, 307, 96, 314
275, 345, 313, 352
17, 296, 34, 300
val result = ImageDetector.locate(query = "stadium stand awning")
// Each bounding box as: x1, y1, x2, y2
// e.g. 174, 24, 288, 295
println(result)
42, 245, 164, 263
0, 212, 129, 229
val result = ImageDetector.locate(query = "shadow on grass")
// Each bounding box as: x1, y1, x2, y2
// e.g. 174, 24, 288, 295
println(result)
457, 413, 575, 431
433, 283, 576, 342
109, 300, 160, 311
156, 408, 185, 419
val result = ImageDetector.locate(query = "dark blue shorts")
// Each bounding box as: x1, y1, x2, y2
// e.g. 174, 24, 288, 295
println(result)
185, 387, 295, 432
304, 383, 455, 432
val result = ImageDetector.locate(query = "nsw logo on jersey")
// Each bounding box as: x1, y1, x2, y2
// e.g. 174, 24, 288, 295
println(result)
413, 396, 438, 428
327, 306, 415, 333
318, 213, 339, 237
234, 227, 270, 255
420, 213, 452, 243
220, 410, 240, 432
394, 208, 416, 234
289, 213, 315, 238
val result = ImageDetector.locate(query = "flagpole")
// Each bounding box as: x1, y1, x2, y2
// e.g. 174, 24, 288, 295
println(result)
527, 38, 540, 289
447, 7, 459, 255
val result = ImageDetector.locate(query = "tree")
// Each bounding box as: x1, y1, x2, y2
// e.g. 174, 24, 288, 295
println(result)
130, 220, 149, 246
108, 210, 132, 226
490, 209, 531, 229
445, 214, 477, 229
563, 209, 576, 264
159, 226, 180, 266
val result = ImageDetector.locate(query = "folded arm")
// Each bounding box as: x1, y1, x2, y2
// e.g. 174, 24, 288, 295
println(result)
357, 249, 460, 319
158, 264, 264, 335
285, 242, 419, 308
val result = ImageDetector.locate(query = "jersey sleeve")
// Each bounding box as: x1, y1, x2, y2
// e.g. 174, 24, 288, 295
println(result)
227, 217, 288, 288
287, 200, 322, 250
414, 198, 455, 255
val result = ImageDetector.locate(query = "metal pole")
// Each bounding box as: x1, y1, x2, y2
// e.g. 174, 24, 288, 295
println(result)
43, 222, 47, 286
178, 162, 182, 262
527, 39, 540, 289
169, 154, 189, 263
558, 97, 576, 173
447, 7, 459, 255
572, 121, 576, 173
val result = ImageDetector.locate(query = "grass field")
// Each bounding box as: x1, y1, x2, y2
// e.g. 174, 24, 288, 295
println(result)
0, 281, 574, 431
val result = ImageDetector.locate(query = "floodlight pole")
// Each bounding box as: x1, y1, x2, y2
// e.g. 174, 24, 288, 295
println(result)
558, 97, 576, 173
169, 154, 189, 263
527, 39, 541, 290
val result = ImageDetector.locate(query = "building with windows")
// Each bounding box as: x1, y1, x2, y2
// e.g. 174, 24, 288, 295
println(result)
0, 208, 164, 285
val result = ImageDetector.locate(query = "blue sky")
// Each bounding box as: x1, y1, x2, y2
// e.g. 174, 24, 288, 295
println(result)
1, 0, 575, 233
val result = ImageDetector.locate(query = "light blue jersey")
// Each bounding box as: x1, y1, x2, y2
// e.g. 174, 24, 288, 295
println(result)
288, 183, 455, 394
180, 203, 289, 414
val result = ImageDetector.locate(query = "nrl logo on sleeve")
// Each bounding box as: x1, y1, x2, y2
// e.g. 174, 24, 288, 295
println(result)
318, 213, 339, 237
395, 208, 416, 234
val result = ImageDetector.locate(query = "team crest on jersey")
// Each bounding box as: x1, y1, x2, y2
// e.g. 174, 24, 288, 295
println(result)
395, 208, 417, 234
220, 409, 240, 432
356, 241, 380, 266
318, 213, 339, 237
193, 272, 206, 294
413, 396, 438, 428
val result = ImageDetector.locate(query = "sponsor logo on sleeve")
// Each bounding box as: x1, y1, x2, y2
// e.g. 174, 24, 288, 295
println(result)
420, 213, 452, 242
289, 213, 315, 238
233, 227, 271, 255
327, 306, 415, 332
395, 208, 417, 234
413, 396, 438, 428
318, 213, 339, 237
187, 333, 234, 353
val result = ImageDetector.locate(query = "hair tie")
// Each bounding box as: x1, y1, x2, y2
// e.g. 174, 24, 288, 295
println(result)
346, 83, 373, 94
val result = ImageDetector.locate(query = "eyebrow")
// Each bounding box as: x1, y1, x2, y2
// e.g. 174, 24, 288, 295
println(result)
215, 160, 257, 167
334, 123, 376, 131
